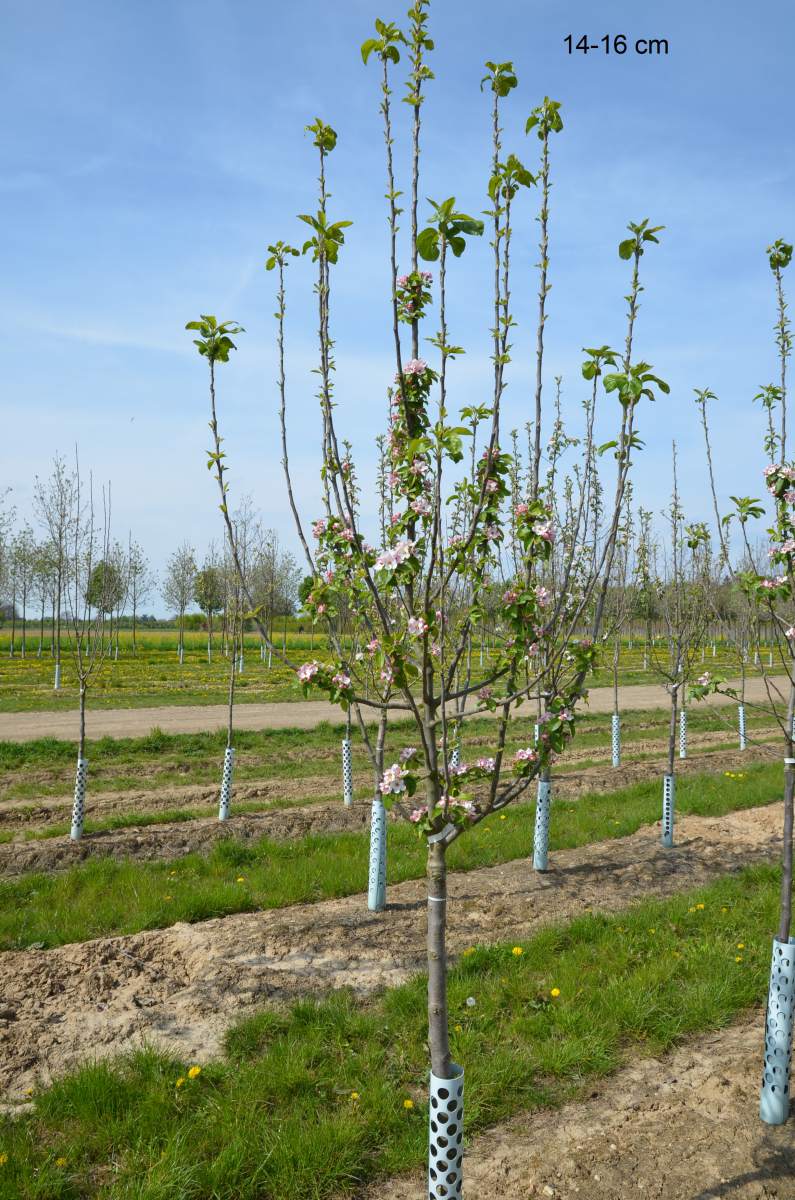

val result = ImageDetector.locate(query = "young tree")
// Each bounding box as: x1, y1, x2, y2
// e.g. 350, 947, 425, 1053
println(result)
127, 537, 155, 656
194, 550, 225, 662
34, 455, 77, 690
692, 238, 794, 1124
162, 541, 196, 661
62, 454, 112, 841
189, 13, 668, 1192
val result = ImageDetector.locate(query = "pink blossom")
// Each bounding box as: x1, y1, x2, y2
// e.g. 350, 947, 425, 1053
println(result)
485, 524, 501, 542
388, 471, 400, 487
476, 756, 496, 772
697, 672, 711, 686
785, 490, 795, 503
514, 747, 538, 763
312, 519, 327, 538
502, 589, 519, 605
411, 497, 431, 516
410, 458, 428, 476
399, 746, 418, 762
409, 805, 428, 823
782, 539, 795, 554
316, 603, 327, 615
374, 539, 416, 572
379, 763, 408, 794
764, 465, 777, 477
478, 686, 493, 701
380, 664, 394, 685
367, 638, 380, 654
514, 502, 529, 517
535, 585, 551, 608
403, 358, 428, 375
533, 520, 555, 543
407, 616, 429, 636
332, 671, 351, 689
485, 479, 499, 494
324, 569, 335, 583
341, 526, 355, 543
787, 628, 795, 641
297, 661, 320, 683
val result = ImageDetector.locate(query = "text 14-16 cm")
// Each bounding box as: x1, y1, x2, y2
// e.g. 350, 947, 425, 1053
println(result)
565, 35, 669, 56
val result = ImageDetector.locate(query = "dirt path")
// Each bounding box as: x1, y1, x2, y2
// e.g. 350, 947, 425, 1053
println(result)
364, 1014, 795, 1200
0, 802, 782, 1100
0, 741, 774, 875
0, 676, 786, 741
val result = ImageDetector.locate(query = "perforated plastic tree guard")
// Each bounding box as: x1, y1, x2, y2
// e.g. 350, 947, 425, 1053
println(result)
760, 936, 795, 1125
738, 704, 747, 751
661, 773, 675, 847
178, 646, 184, 665
368, 797, 387, 911
611, 713, 621, 768
238, 653, 244, 674
679, 708, 688, 760
70, 757, 88, 841
533, 778, 551, 871
341, 738, 353, 806
218, 746, 234, 821
54, 663, 61, 690
428, 1063, 464, 1199
449, 744, 461, 771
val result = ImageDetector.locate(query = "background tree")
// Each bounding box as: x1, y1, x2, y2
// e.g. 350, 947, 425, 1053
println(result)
127, 537, 154, 656
34, 455, 77, 690
194, 550, 225, 662
162, 541, 197, 661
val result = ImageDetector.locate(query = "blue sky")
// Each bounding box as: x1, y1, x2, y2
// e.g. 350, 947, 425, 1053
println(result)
2, 0, 793, 609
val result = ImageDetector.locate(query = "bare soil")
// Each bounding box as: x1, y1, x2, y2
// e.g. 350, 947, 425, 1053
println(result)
364, 1014, 795, 1200
0, 741, 774, 876
0, 676, 784, 741
0, 802, 782, 1101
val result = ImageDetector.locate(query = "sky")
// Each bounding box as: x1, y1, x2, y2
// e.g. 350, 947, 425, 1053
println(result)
1, 0, 793, 613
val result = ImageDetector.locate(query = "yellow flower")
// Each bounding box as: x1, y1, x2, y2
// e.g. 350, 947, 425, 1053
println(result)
648, 928, 656, 934
721, 906, 729, 913
499, 814, 506, 820
462, 947, 475, 957
175, 1078, 185, 1088
688, 906, 696, 913
550, 987, 561, 998
735, 956, 743, 963
696, 903, 705, 910
737, 943, 745, 949
187, 1065, 201, 1079
512, 946, 524, 957
350, 1091, 360, 1101
0, 1154, 8, 1166
55, 1157, 67, 1168
454, 1024, 463, 1033
403, 1098, 414, 1110
236, 877, 245, 883
164, 895, 173, 901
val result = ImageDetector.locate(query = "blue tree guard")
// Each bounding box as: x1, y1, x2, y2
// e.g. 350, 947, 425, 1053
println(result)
428, 1063, 464, 1199
760, 936, 795, 1124
611, 712, 621, 768
533, 778, 551, 871
341, 738, 353, 806
70, 757, 88, 841
662, 773, 675, 847
218, 746, 234, 821
368, 797, 387, 911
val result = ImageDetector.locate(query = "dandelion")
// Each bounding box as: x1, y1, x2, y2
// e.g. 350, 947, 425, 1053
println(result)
175, 1077, 185, 1088
55, 1158, 67, 1168
696, 903, 705, 910
462, 947, 476, 957
187, 1065, 201, 1080
164, 895, 173, 901
454, 1023, 463, 1033
512, 946, 524, 957
550, 987, 561, 998
403, 1098, 415, 1110
236, 876, 245, 883
350, 1091, 360, 1101
648, 928, 656, 935
0, 1154, 7, 1166
737, 942, 745, 950
735, 956, 743, 963
499, 814, 507, 821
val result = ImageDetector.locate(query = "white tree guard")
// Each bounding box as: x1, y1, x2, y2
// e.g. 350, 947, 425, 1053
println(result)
449, 744, 461, 771
738, 704, 747, 751
712, 643, 716, 657
533, 723, 539, 746
611, 713, 621, 768
54, 663, 62, 690
533, 778, 551, 871
760, 936, 795, 1125
661, 773, 675, 847
368, 797, 387, 911
238, 653, 244, 674
178, 646, 184, 665
341, 738, 353, 806
218, 746, 234, 821
207, 639, 212, 664
679, 708, 688, 759
428, 1063, 464, 1199
70, 757, 88, 841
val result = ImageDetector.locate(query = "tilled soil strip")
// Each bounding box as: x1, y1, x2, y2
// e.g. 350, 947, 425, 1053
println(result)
0, 742, 774, 876
363, 1013, 795, 1200
0, 803, 782, 1101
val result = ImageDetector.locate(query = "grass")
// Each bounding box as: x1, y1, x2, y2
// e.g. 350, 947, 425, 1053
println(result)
0, 632, 772, 713
0, 703, 778, 808
0, 760, 782, 951
0, 864, 779, 1199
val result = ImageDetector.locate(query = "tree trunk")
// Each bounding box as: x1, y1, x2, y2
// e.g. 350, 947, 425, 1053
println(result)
427, 839, 452, 1078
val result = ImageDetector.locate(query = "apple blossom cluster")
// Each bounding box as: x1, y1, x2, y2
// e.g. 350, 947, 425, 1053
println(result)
395, 270, 433, 324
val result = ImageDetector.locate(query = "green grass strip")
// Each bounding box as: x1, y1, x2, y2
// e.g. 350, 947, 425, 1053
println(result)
0, 864, 779, 1199
0, 762, 782, 951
